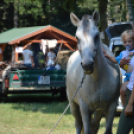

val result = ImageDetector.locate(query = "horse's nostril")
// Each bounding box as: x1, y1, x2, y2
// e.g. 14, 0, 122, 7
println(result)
81, 62, 94, 71
90, 62, 94, 67
81, 62, 84, 68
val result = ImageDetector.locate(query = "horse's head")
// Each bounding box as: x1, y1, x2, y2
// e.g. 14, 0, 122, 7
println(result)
70, 11, 100, 74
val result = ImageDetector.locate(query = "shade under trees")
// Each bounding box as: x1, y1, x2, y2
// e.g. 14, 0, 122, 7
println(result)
0, 0, 134, 45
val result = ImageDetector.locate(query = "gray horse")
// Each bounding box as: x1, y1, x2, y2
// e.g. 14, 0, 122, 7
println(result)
66, 11, 121, 134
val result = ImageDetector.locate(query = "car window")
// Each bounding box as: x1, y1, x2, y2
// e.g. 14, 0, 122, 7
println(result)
106, 24, 132, 38
113, 45, 125, 57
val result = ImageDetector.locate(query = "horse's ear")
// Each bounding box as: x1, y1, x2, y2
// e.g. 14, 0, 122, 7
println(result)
70, 12, 80, 26
92, 11, 100, 26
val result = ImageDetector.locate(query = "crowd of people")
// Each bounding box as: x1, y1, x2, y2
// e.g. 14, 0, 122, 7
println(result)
22, 44, 61, 70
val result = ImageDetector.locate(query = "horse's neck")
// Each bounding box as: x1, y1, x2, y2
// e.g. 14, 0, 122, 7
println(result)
93, 41, 110, 80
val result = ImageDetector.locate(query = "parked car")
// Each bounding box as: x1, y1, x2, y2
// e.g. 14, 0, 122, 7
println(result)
105, 21, 133, 113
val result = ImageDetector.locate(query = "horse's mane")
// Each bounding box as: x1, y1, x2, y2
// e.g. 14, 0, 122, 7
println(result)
100, 40, 116, 67
101, 40, 114, 57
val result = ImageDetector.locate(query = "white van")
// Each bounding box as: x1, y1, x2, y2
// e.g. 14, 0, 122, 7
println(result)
105, 21, 133, 113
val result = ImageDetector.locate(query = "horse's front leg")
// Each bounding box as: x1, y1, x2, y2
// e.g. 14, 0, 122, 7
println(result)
91, 110, 104, 134
105, 101, 117, 134
79, 99, 91, 134
70, 101, 83, 134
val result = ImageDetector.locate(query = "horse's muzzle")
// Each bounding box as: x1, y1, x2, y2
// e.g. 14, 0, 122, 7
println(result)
81, 62, 94, 74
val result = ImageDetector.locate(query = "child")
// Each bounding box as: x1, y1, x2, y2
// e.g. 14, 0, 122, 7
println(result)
103, 30, 134, 106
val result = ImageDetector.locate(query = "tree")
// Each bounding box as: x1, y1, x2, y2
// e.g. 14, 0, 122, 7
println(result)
98, 0, 109, 45
14, 0, 19, 27
1, 0, 133, 40
0, 0, 5, 32
126, 0, 134, 21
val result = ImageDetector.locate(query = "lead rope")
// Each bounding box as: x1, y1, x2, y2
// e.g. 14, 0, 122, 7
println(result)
48, 73, 86, 134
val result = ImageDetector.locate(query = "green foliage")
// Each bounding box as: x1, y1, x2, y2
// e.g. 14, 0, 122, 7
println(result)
0, 0, 93, 36
107, 0, 128, 22
38, 52, 45, 68
0, 0, 14, 32
0, 0, 134, 34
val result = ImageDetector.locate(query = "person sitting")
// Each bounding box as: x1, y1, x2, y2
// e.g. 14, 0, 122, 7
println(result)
22, 44, 35, 69
45, 47, 56, 70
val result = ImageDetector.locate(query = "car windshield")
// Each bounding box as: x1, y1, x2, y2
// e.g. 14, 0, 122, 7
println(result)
106, 23, 132, 39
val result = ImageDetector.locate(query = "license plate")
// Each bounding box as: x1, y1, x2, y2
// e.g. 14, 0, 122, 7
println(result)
38, 76, 50, 84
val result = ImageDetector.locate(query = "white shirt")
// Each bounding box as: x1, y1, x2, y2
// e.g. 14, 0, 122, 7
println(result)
23, 49, 33, 64
116, 50, 134, 64
129, 57, 134, 68
127, 70, 134, 91
46, 52, 56, 66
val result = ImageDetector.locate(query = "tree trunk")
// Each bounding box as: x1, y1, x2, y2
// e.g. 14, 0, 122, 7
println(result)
126, 0, 134, 21
98, 0, 109, 46
14, 0, 18, 28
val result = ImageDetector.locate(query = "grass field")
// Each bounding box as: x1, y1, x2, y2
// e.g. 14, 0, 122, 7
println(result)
0, 94, 133, 134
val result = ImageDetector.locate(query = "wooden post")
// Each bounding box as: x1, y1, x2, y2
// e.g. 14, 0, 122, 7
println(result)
11, 44, 16, 67
15, 44, 18, 62
0, 46, 3, 61
0, 44, 6, 61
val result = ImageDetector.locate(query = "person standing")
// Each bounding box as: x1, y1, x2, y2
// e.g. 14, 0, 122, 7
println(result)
23, 44, 34, 68
116, 70, 134, 134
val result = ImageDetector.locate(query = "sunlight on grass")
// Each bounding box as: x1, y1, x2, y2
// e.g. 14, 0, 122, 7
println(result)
0, 94, 133, 134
